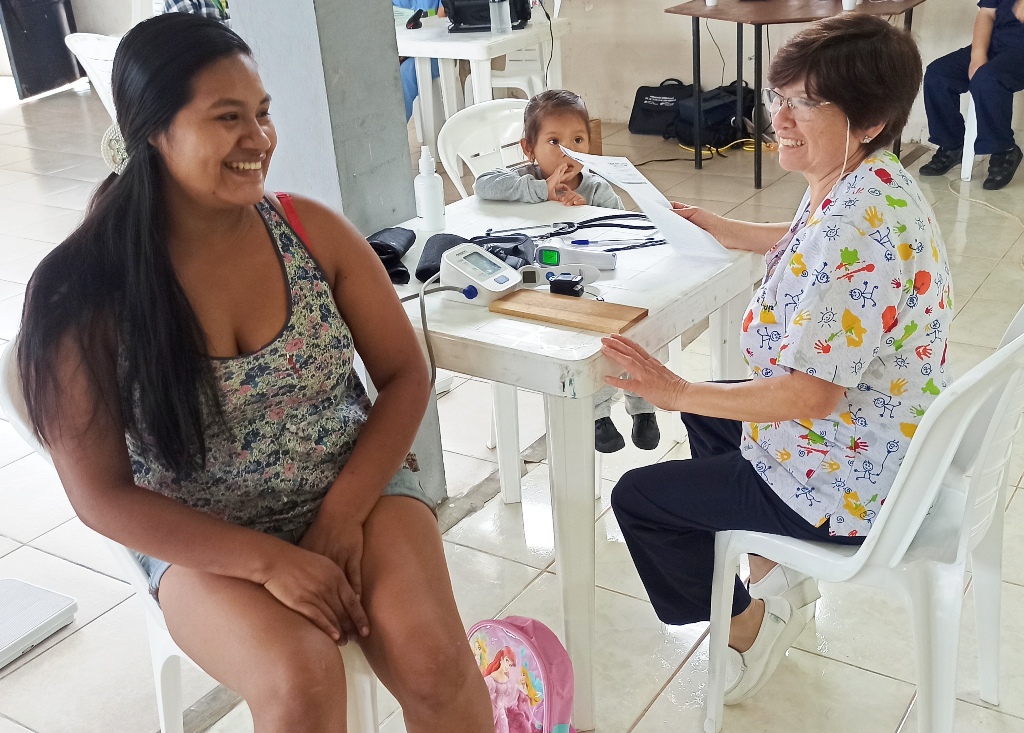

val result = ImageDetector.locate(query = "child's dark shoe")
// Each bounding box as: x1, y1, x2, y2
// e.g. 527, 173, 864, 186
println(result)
631, 413, 661, 450
595, 417, 625, 453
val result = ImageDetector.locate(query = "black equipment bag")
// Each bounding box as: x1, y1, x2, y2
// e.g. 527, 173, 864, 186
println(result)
440, 0, 531, 32
628, 78, 693, 136
673, 80, 758, 149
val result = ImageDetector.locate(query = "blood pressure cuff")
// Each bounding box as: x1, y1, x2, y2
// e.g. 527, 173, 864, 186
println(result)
415, 232, 537, 282
416, 233, 469, 283
367, 226, 417, 285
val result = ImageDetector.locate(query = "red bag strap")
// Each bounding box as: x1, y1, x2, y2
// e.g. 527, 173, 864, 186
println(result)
275, 192, 310, 244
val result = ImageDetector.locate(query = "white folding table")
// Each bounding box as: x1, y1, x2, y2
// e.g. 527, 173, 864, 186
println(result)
395, 15, 571, 155
395, 198, 762, 731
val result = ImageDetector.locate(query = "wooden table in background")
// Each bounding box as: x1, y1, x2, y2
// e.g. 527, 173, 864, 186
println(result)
664, 0, 929, 188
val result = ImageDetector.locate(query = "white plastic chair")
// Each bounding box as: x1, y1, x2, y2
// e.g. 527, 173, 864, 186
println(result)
64, 33, 120, 125
437, 98, 528, 198
961, 96, 977, 182
465, 0, 562, 104
0, 343, 380, 733
703, 307, 1024, 733
436, 99, 531, 502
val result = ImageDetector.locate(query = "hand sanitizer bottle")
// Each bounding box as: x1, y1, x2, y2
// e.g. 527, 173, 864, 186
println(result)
414, 146, 445, 232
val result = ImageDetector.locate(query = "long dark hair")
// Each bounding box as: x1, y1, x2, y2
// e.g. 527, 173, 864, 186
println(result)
19, 14, 252, 474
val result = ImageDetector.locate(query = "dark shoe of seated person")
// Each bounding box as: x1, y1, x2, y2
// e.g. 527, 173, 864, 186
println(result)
595, 417, 625, 453
984, 145, 1023, 190
631, 413, 661, 450
919, 146, 963, 176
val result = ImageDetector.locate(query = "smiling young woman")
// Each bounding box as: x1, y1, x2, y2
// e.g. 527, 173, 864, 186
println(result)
18, 13, 492, 733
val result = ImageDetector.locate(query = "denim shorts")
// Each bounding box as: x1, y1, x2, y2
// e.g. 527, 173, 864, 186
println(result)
133, 468, 434, 603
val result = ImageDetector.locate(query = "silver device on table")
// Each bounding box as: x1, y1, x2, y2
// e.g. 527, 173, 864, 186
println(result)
439, 242, 522, 305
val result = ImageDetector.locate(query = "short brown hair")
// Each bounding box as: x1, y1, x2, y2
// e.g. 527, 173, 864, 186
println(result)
523, 89, 590, 147
767, 15, 922, 152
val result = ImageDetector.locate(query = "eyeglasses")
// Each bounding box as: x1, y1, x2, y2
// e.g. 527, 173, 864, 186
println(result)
762, 89, 832, 120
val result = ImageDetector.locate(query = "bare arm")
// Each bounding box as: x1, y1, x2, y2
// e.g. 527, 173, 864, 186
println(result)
670, 202, 790, 255
971, 8, 996, 78
601, 334, 845, 422
281, 196, 431, 607
45, 335, 362, 640
286, 196, 431, 525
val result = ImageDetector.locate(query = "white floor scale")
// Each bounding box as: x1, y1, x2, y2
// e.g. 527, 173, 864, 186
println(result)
0, 578, 78, 669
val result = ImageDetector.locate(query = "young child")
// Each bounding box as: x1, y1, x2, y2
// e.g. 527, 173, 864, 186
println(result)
474, 89, 660, 453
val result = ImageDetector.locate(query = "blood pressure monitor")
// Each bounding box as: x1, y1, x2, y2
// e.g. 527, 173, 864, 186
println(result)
440, 243, 522, 305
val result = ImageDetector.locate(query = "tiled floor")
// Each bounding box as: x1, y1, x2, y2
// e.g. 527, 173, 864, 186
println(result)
0, 82, 1023, 733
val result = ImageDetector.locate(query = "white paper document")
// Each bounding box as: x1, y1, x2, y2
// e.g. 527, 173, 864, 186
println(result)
633, 194, 733, 261
560, 147, 670, 207
561, 147, 732, 261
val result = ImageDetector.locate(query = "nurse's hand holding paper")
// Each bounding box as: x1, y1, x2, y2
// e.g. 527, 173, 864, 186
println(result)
668, 201, 794, 256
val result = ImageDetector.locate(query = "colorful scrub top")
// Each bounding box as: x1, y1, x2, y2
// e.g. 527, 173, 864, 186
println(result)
738, 151, 954, 538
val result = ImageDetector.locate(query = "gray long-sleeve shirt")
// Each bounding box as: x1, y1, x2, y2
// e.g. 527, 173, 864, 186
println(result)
474, 164, 625, 210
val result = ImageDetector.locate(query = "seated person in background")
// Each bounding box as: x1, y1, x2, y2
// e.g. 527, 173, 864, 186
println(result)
19, 14, 493, 732
475, 89, 661, 454
920, 0, 1024, 188
396, 0, 444, 122
164, 0, 229, 21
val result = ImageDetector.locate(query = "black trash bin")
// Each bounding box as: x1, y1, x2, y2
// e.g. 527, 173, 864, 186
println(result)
0, 0, 80, 99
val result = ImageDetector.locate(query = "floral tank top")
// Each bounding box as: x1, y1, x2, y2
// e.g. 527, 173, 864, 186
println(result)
124, 199, 410, 534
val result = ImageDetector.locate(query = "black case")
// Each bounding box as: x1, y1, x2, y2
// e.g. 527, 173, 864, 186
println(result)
628, 79, 694, 137
440, 0, 532, 32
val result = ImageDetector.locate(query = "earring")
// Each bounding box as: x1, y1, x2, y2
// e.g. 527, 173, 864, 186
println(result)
862, 136, 873, 143
101, 125, 130, 175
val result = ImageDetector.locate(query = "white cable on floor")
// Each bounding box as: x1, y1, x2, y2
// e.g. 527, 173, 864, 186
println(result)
944, 178, 1024, 271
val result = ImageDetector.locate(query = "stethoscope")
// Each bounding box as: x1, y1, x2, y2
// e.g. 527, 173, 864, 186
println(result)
483, 212, 657, 240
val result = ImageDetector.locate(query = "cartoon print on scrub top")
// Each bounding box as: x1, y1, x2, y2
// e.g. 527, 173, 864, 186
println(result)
739, 151, 953, 538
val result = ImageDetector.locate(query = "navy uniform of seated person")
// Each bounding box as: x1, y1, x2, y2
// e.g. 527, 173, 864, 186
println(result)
921, 0, 1024, 188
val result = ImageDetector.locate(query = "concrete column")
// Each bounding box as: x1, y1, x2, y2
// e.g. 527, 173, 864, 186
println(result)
233, 2, 446, 505
232, 0, 415, 234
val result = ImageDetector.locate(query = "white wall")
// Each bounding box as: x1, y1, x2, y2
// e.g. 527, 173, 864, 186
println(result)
558, 0, 1021, 143
68, 0, 134, 36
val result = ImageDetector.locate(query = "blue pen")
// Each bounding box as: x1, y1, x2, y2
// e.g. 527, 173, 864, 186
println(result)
570, 237, 655, 246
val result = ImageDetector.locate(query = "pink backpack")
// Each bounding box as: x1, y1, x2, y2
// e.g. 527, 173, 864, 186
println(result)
467, 616, 575, 733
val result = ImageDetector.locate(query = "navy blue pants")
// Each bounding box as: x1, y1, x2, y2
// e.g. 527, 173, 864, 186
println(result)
611, 411, 862, 626
924, 43, 1024, 155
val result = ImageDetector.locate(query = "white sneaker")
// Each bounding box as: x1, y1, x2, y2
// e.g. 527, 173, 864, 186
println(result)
748, 564, 820, 621
723, 596, 807, 705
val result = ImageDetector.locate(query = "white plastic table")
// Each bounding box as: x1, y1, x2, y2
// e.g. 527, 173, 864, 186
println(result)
395, 15, 571, 155
395, 198, 762, 731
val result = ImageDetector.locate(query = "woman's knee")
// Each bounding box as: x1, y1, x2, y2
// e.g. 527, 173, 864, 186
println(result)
250, 632, 347, 728
386, 631, 481, 716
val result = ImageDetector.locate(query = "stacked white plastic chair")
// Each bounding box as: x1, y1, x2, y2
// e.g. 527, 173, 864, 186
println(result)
64, 33, 119, 124
0, 344, 380, 733
703, 304, 1024, 733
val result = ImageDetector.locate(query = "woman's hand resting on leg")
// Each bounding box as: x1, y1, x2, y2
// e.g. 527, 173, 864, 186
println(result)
261, 542, 370, 643
298, 512, 370, 641
602, 334, 689, 411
